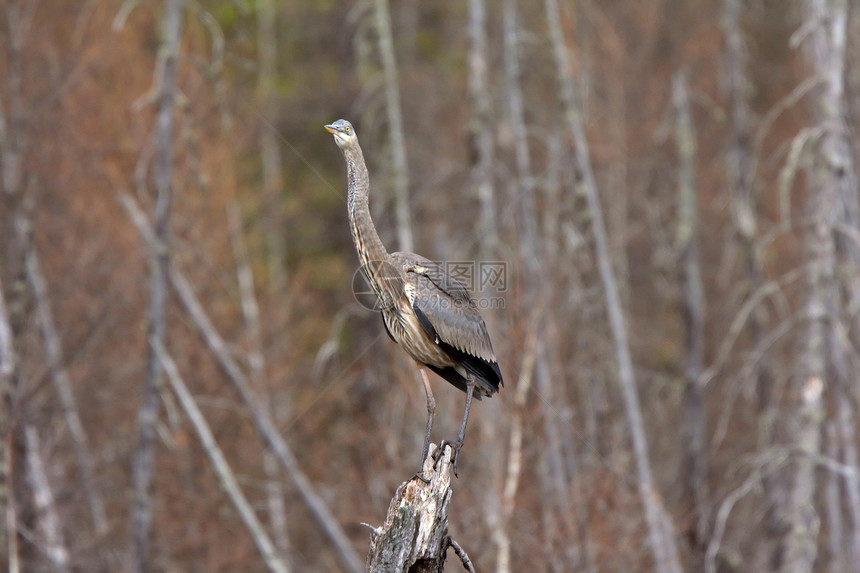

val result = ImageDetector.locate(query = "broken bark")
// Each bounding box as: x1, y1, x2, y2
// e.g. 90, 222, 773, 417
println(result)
366, 444, 473, 573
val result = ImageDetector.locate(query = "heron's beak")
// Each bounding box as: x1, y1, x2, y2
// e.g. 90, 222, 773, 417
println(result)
324, 124, 338, 134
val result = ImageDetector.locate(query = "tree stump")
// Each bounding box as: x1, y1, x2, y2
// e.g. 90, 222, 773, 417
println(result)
366, 443, 468, 573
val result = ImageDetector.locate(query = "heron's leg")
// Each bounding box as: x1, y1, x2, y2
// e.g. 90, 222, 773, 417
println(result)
455, 377, 475, 447
419, 368, 436, 470
435, 375, 475, 477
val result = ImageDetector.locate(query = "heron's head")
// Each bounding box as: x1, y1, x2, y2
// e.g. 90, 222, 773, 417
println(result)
324, 119, 356, 149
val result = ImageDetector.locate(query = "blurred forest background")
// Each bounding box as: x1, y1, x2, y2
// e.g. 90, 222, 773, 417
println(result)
1, 0, 860, 571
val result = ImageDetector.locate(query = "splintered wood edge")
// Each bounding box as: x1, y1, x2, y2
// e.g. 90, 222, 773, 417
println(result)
368, 443, 456, 568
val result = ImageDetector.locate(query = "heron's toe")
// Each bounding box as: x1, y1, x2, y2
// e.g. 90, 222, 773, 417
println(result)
433, 439, 464, 477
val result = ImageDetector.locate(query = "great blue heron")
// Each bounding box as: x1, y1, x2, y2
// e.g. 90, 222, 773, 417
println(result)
325, 119, 502, 476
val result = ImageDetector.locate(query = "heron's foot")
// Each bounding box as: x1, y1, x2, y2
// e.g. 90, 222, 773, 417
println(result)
433, 439, 464, 478
409, 471, 431, 484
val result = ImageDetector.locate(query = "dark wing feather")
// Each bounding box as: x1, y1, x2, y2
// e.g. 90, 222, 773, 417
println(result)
391, 252, 503, 393
413, 304, 502, 396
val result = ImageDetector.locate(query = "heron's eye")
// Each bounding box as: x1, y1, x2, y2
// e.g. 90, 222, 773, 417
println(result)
344, 126, 350, 133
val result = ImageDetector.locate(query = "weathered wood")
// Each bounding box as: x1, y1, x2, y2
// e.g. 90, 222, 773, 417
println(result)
366, 444, 465, 573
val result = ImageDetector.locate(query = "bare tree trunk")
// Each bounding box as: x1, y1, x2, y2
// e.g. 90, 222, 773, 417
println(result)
120, 193, 363, 573
365, 444, 473, 573
256, 0, 286, 292
0, 278, 18, 573
779, 352, 824, 573
169, 261, 362, 572
1, 4, 30, 570
673, 71, 709, 559
504, 0, 538, 265
0, 3, 25, 568
396, 0, 419, 66
847, 0, 860, 175
464, 0, 503, 557
228, 205, 291, 566
132, 1, 184, 570
535, 347, 579, 568
168, 271, 362, 572
779, 2, 854, 571
606, 66, 629, 306
467, 0, 497, 254
1, 0, 25, 208
722, 1, 783, 568
544, 133, 562, 265
25, 235, 107, 535
373, 0, 413, 253
154, 342, 289, 573
494, 2, 540, 570
23, 425, 68, 573
827, 0, 860, 563
824, 422, 845, 571
836, 390, 860, 564
723, 0, 769, 417
495, 327, 537, 573
544, 1, 683, 571
724, 0, 756, 255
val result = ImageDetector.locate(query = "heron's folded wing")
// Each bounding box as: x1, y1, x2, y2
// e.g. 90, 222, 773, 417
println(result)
402, 259, 497, 365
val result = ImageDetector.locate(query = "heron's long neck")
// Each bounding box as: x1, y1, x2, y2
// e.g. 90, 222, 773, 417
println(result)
344, 145, 389, 271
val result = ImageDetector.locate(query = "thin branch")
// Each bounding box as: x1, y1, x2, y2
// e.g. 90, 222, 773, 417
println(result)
228, 204, 291, 565
777, 126, 824, 225
228, 205, 265, 382
119, 192, 363, 573
674, 70, 709, 553
496, 320, 538, 573
545, 0, 682, 570
700, 266, 806, 388
449, 537, 476, 573
23, 425, 69, 572
705, 465, 768, 573
153, 341, 288, 573
750, 75, 823, 185
25, 237, 107, 535
467, 0, 498, 254
712, 315, 797, 450
111, 0, 141, 32
373, 0, 413, 252
0, 276, 19, 573
132, 2, 184, 571
0, 279, 12, 382
824, 422, 846, 570
255, 0, 286, 291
